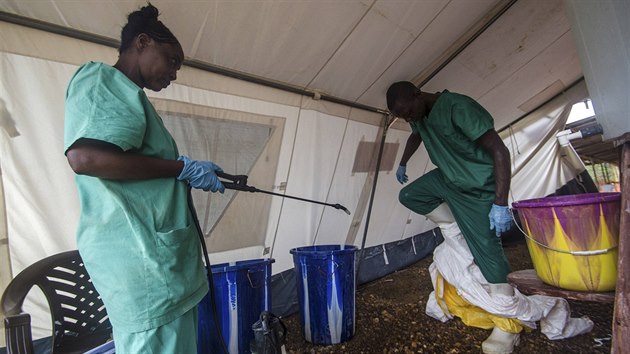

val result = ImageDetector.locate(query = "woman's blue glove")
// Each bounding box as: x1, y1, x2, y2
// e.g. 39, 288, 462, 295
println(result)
396, 165, 408, 184
488, 204, 513, 237
177, 156, 225, 193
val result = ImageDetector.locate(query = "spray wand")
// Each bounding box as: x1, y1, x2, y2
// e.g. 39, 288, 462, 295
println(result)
216, 171, 351, 215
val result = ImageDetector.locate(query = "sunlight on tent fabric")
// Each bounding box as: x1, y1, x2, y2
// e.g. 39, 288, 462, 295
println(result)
566, 99, 595, 124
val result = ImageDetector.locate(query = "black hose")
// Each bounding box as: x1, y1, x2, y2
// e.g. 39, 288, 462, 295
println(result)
187, 188, 230, 354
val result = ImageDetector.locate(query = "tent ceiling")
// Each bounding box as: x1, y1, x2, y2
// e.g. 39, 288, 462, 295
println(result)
1, 0, 583, 128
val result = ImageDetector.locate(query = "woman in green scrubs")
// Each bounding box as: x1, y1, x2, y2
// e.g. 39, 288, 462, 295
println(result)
64, 4, 223, 353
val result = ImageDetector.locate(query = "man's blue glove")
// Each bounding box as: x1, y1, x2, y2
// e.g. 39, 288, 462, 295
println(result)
396, 165, 408, 184
177, 156, 225, 193
489, 204, 513, 237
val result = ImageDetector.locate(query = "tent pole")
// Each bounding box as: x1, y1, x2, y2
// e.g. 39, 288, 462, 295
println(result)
356, 113, 391, 278
415, 0, 518, 87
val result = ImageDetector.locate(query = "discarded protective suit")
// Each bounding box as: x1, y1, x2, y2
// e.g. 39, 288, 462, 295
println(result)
425, 204, 594, 340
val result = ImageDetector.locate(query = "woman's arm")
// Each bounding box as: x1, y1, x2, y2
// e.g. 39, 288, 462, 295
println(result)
66, 138, 183, 180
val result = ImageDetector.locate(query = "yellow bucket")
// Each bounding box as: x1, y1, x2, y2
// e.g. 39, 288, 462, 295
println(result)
512, 192, 620, 292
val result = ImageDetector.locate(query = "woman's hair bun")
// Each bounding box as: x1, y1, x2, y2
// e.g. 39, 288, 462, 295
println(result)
127, 3, 159, 24
138, 3, 159, 20
118, 2, 179, 53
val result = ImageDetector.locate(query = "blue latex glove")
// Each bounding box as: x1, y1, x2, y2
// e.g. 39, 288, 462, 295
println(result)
396, 165, 408, 184
177, 156, 225, 193
489, 204, 513, 237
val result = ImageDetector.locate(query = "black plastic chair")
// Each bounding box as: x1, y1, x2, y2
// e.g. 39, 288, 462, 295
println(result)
2, 250, 112, 354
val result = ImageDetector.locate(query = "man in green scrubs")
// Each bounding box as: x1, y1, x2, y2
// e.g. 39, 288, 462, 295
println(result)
387, 81, 513, 282
387, 81, 518, 353
64, 4, 224, 353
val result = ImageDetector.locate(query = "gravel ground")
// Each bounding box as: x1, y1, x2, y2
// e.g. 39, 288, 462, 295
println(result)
281, 237, 613, 353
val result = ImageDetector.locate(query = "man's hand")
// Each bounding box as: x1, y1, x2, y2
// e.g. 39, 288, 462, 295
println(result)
489, 204, 513, 237
396, 165, 408, 184
177, 156, 225, 193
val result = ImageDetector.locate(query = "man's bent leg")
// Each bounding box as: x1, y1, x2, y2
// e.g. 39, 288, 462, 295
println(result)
398, 169, 446, 215
444, 191, 511, 284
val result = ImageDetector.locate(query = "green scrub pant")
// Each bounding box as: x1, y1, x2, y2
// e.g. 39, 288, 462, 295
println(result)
112, 305, 198, 354
399, 169, 511, 283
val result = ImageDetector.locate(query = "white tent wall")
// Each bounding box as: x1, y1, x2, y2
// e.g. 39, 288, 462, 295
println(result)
270, 109, 349, 271
0, 18, 586, 344
0, 53, 86, 344
502, 80, 589, 203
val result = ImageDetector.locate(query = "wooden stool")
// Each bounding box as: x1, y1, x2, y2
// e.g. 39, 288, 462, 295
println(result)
507, 269, 615, 303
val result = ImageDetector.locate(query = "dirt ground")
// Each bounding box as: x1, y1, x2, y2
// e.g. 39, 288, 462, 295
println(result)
281, 236, 614, 354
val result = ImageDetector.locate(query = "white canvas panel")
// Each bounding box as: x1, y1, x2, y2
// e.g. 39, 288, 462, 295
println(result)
0, 53, 81, 340
315, 119, 379, 246
270, 110, 347, 272
510, 133, 576, 203
503, 81, 588, 203
0, 53, 79, 272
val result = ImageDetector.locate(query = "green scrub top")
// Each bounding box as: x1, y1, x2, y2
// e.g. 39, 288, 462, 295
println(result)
402, 91, 511, 283
64, 62, 207, 332
410, 90, 495, 194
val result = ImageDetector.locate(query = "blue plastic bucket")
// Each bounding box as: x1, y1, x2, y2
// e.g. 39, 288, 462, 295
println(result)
197, 258, 274, 354
290, 245, 357, 345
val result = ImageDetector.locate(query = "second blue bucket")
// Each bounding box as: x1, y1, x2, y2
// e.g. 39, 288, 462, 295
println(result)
290, 244, 357, 345
197, 258, 274, 354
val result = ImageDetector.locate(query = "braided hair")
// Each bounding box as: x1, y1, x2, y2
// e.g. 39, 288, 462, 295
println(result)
119, 3, 179, 53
